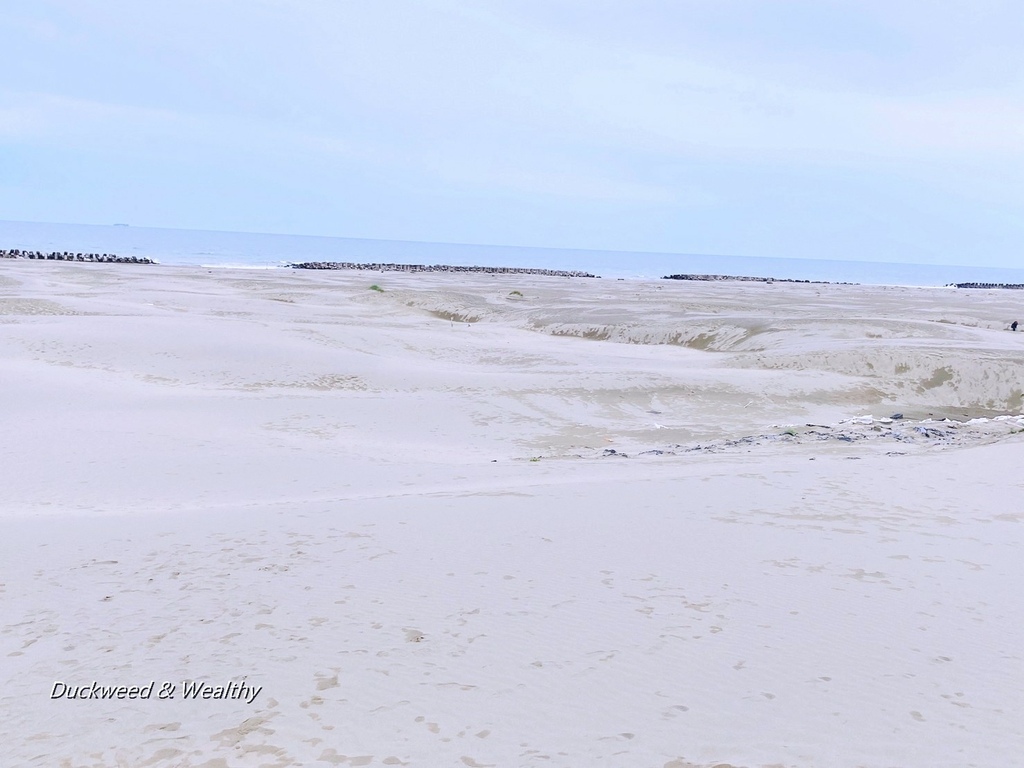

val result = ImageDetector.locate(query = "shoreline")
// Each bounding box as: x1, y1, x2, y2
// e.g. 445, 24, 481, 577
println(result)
6, 250, 1024, 289
5, 218, 1024, 287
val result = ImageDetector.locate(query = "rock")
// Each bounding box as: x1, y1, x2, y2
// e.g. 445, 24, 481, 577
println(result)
0, 247, 154, 265
287, 261, 597, 278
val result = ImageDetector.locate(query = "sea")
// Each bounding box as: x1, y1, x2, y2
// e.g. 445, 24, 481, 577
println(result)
2, 219, 1022, 287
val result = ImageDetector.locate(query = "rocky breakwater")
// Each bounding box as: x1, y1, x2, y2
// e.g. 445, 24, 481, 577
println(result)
1, 248, 155, 264
663, 273, 841, 284
288, 261, 598, 278
949, 282, 1024, 289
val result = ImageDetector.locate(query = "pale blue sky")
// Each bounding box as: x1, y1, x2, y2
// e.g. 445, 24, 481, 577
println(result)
1, 1, 1021, 266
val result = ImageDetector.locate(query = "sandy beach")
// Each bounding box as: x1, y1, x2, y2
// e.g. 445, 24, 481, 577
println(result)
2, 261, 1022, 767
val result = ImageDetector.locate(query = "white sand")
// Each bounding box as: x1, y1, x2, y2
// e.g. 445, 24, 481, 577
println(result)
1, 262, 1022, 767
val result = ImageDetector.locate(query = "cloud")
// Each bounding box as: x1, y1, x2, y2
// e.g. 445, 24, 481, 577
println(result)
0, 1, 1021, 264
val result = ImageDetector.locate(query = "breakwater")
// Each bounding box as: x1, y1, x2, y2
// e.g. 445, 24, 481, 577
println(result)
288, 262, 598, 278
949, 283, 1024, 290
1, 248, 154, 264
662, 273, 839, 284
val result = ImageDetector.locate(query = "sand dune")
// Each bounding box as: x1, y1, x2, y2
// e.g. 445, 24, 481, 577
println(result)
1, 262, 1022, 767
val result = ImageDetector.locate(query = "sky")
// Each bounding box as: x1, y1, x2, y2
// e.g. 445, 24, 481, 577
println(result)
1, 1, 1022, 267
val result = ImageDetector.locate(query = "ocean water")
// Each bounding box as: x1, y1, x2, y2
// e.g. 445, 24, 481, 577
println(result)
2, 219, 1023, 287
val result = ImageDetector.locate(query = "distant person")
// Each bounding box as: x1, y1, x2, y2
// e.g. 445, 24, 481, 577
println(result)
1013, 321, 1019, 332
